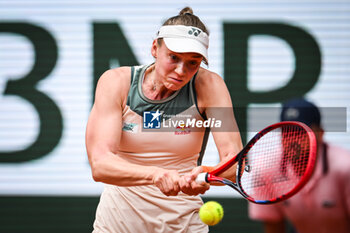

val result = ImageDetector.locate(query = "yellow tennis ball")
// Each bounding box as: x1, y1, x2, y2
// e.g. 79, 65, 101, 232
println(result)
199, 201, 224, 226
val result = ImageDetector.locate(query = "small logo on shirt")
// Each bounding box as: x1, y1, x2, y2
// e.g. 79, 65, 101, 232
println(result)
143, 110, 162, 129
175, 122, 191, 135
122, 123, 138, 132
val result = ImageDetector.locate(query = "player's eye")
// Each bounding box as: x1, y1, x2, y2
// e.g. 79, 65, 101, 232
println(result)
189, 60, 199, 66
170, 54, 178, 61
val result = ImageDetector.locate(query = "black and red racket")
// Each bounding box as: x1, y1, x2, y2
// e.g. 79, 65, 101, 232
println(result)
196, 121, 317, 204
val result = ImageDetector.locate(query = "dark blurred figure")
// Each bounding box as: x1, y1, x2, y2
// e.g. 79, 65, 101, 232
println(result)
248, 98, 350, 233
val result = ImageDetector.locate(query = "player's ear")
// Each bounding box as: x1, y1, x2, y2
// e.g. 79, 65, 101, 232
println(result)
311, 124, 324, 145
151, 39, 159, 58
317, 127, 324, 144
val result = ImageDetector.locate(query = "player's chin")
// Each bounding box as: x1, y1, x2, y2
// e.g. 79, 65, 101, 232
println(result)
165, 84, 181, 91
165, 80, 186, 90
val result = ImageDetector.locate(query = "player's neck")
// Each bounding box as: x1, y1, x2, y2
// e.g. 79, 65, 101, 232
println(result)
143, 66, 175, 100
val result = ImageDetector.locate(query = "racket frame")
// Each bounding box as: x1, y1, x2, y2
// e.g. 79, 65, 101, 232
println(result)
202, 121, 317, 204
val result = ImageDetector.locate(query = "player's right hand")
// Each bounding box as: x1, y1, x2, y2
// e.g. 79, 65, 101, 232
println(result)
152, 168, 181, 196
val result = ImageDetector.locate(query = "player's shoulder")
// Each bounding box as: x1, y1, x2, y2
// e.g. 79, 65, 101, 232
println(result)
98, 67, 131, 84
328, 143, 350, 159
327, 143, 350, 173
94, 67, 131, 103
196, 67, 223, 82
97, 67, 131, 91
195, 67, 226, 91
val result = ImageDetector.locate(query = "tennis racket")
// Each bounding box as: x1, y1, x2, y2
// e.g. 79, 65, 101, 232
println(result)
196, 121, 317, 204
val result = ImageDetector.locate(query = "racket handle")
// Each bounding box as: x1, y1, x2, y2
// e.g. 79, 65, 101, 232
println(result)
196, 173, 208, 184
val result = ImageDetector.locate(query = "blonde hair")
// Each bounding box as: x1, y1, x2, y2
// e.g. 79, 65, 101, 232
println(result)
162, 7, 209, 35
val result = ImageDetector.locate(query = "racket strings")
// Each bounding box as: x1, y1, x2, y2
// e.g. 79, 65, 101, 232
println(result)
240, 125, 311, 201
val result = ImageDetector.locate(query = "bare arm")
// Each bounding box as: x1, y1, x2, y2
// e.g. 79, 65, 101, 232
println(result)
181, 69, 243, 188
197, 69, 243, 180
85, 68, 181, 195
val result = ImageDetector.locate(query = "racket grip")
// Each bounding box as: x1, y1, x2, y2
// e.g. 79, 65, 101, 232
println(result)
195, 173, 208, 184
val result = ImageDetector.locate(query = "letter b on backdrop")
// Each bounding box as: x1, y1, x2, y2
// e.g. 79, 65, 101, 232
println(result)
0, 23, 62, 163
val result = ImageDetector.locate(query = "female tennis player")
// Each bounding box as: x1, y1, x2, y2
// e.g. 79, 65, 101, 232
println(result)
85, 7, 242, 233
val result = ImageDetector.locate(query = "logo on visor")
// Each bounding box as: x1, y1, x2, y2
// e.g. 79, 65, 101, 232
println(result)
188, 28, 201, 36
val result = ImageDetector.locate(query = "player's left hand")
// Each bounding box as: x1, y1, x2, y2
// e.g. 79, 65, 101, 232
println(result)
179, 166, 210, 195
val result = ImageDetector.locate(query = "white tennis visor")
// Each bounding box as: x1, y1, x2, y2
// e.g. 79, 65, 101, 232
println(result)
156, 25, 209, 65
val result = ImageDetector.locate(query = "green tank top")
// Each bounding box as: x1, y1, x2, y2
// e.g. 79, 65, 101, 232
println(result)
127, 64, 203, 119
122, 64, 209, 166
